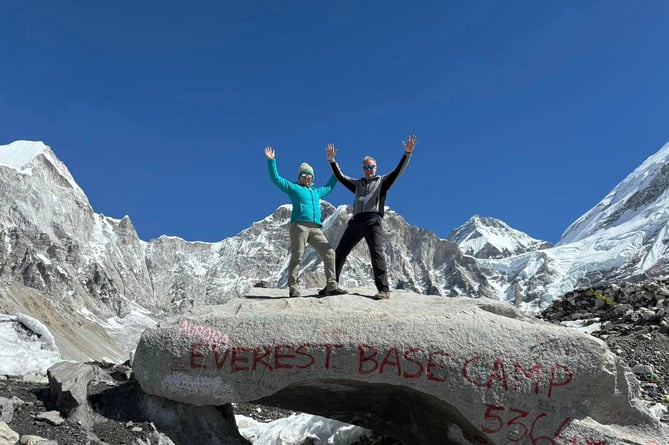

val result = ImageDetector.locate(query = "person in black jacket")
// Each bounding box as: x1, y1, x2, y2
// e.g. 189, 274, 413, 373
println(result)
326, 135, 417, 299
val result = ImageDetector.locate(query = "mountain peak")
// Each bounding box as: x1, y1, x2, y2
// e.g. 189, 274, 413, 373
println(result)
448, 215, 552, 259
0, 140, 49, 172
0, 140, 89, 206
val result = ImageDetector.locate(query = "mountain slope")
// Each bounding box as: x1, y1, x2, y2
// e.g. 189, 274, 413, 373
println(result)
560, 143, 669, 245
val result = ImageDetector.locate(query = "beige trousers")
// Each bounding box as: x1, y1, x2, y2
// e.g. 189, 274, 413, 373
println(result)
288, 222, 337, 294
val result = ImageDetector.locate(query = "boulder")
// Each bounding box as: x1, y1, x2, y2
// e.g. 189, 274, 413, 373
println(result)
47, 361, 97, 427
133, 288, 669, 445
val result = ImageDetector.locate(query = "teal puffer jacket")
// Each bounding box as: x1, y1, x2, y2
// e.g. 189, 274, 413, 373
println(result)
267, 159, 337, 226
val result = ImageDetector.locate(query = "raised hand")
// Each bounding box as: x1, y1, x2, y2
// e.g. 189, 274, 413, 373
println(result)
326, 143, 337, 162
403, 135, 418, 153
264, 146, 275, 160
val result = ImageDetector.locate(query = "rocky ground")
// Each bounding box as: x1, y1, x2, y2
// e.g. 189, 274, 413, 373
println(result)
593, 324, 669, 418
0, 377, 401, 445
0, 375, 164, 445
1, 281, 668, 445
539, 280, 669, 423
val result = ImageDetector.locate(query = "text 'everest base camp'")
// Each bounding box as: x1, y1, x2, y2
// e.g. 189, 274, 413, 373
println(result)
0, 139, 668, 445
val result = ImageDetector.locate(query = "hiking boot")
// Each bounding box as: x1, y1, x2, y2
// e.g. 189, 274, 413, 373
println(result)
318, 287, 347, 296
289, 290, 301, 298
374, 290, 390, 300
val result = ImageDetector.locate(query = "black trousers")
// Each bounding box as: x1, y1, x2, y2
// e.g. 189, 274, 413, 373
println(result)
335, 215, 389, 291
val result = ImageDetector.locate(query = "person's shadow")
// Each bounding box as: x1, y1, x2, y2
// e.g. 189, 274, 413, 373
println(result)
243, 293, 327, 300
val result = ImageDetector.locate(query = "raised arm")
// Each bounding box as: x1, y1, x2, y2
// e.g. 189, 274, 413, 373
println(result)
326, 143, 356, 193
381, 134, 418, 192
265, 146, 293, 192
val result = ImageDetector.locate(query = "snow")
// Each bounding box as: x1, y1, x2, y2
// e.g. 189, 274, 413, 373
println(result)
105, 304, 160, 352
235, 413, 372, 444
641, 223, 669, 272
560, 319, 602, 335
0, 313, 61, 376
0, 311, 377, 443
0, 140, 47, 172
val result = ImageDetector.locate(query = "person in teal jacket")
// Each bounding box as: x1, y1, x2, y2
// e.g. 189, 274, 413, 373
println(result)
265, 146, 346, 297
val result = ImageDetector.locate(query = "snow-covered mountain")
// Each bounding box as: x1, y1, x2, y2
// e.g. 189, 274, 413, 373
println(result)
2, 139, 669, 360
447, 215, 552, 259
476, 141, 669, 310
560, 145, 669, 245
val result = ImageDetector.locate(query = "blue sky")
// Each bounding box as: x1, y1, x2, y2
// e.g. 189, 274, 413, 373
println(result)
1, 1, 668, 244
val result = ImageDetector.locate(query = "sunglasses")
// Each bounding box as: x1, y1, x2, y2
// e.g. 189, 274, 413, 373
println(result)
300, 173, 313, 179
362, 165, 376, 170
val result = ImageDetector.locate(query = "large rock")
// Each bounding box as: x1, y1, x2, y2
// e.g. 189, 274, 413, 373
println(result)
47, 361, 97, 427
133, 288, 668, 445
